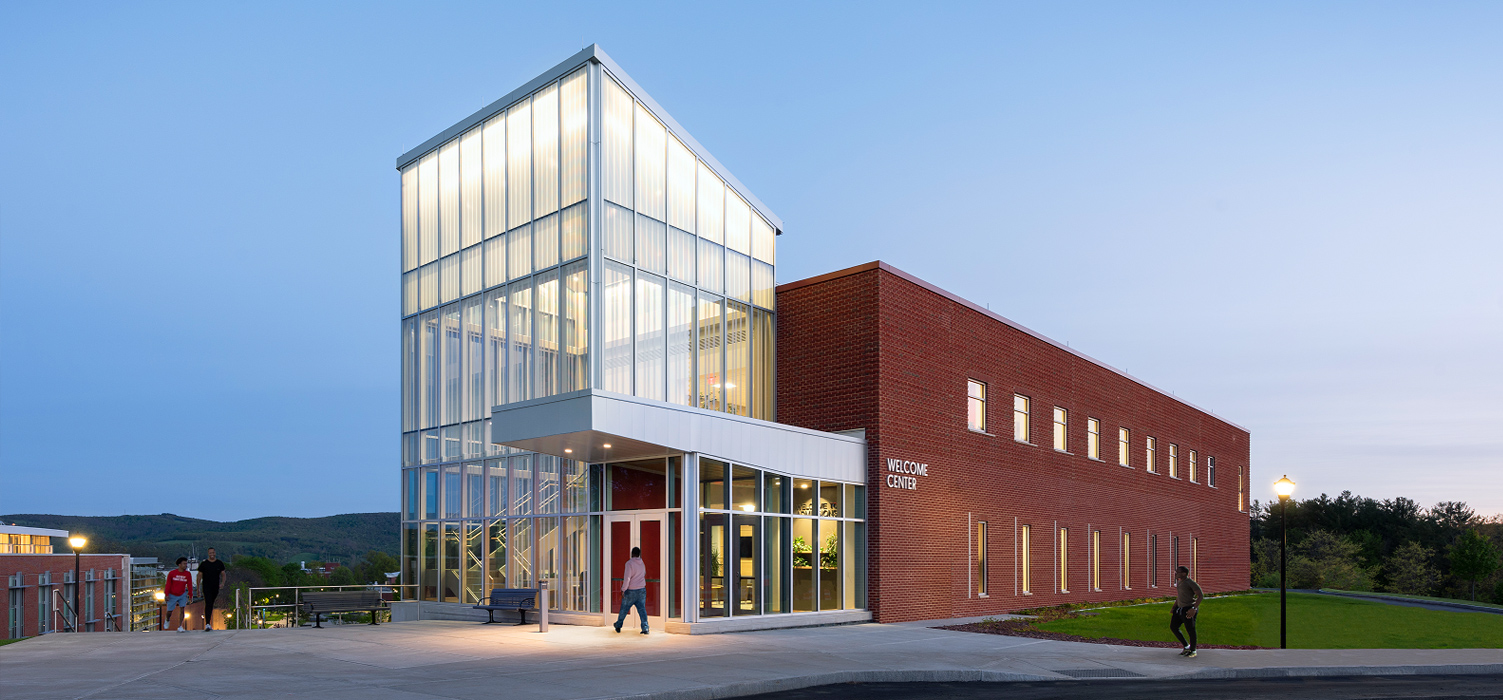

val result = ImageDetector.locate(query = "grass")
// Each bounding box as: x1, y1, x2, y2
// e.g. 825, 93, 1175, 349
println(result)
0, 637, 27, 647
1034, 591, 1503, 649
1321, 589, 1503, 611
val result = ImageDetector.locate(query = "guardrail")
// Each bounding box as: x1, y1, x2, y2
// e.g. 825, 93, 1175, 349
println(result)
234, 584, 418, 629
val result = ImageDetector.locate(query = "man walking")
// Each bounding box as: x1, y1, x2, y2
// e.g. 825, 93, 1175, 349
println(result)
613, 546, 649, 635
197, 548, 227, 631
164, 557, 194, 632
1171, 565, 1203, 657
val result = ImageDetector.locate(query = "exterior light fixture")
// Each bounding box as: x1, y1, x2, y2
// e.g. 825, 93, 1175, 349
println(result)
1274, 474, 1296, 649
602, 443, 612, 449
564, 449, 573, 454
69, 536, 87, 632
154, 590, 165, 602
69, 537, 87, 549
1274, 476, 1295, 499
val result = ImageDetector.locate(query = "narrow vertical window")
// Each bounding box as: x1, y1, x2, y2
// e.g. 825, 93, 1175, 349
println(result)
1020, 525, 1031, 593
1059, 528, 1069, 593
1191, 537, 1199, 580
1169, 443, 1179, 478
1208, 456, 1217, 487
1189, 450, 1198, 483
1239, 466, 1246, 512
975, 521, 988, 596
1118, 428, 1131, 467
1122, 531, 1131, 589
1150, 534, 1158, 587
1052, 407, 1067, 451
967, 380, 986, 432
1087, 419, 1101, 459
1146, 437, 1157, 473
1091, 530, 1101, 591
1013, 395, 1030, 442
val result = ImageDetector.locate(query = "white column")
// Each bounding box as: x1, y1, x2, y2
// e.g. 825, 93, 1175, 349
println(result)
682, 452, 699, 624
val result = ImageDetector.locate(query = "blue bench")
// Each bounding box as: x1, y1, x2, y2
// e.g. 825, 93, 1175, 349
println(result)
473, 588, 539, 625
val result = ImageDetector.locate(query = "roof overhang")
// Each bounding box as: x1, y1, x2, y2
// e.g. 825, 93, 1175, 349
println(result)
491, 389, 866, 483
0, 525, 69, 538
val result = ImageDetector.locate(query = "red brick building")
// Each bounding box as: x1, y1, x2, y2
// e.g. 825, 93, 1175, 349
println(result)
4, 553, 133, 637
777, 261, 1250, 623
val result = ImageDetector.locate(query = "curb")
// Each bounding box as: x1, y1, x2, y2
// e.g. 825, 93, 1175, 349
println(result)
1317, 590, 1503, 615
1181, 663, 1503, 679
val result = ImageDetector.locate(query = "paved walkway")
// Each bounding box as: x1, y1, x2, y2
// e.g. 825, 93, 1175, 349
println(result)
2, 621, 1500, 700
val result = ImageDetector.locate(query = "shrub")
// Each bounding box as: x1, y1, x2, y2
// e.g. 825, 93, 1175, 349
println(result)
1288, 530, 1374, 591
1382, 541, 1439, 595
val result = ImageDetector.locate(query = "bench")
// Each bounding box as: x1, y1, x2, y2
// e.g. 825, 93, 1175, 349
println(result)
301, 590, 386, 629
473, 588, 539, 625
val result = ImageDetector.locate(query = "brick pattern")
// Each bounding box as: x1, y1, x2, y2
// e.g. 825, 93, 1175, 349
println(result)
2, 554, 132, 636
777, 263, 1250, 623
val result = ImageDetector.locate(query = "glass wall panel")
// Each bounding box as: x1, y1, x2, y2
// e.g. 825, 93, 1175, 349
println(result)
537, 455, 559, 515
602, 261, 633, 394
731, 466, 759, 513
562, 459, 589, 512
441, 304, 461, 425
533, 212, 558, 271
402, 318, 417, 431
539, 517, 560, 594
726, 251, 751, 304
441, 254, 460, 304
560, 202, 586, 261
508, 223, 531, 279
791, 517, 815, 612
419, 262, 437, 311
403, 522, 418, 593
603, 203, 633, 262
444, 466, 461, 518
699, 458, 727, 510
562, 515, 599, 612
510, 454, 533, 515
559, 68, 588, 207
439, 140, 460, 257
667, 227, 695, 284
506, 101, 532, 230
562, 260, 589, 392
483, 115, 505, 237
461, 245, 481, 297
535, 269, 560, 398
404, 469, 418, 519
602, 75, 632, 207
608, 458, 666, 510
635, 215, 666, 274
460, 127, 483, 248
401, 164, 418, 271
484, 235, 504, 288
634, 103, 666, 221
752, 261, 774, 310
700, 513, 727, 617
764, 516, 788, 613
442, 522, 461, 601
532, 83, 559, 218
465, 463, 484, 517
697, 295, 723, 411
752, 309, 773, 421
424, 468, 439, 518
464, 420, 483, 457
666, 283, 695, 407
667, 135, 695, 232
635, 272, 665, 401
484, 289, 506, 408
423, 429, 439, 463
510, 518, 533, 588
402, 270, 418, 316
732, 514, 760, 615
765, 474, 789, 513
819, 520, 841, 610
421, 311, 440, 428
421, 523, 438, 599
419, 152, 438, 264
725, 191, 750, 255
486, 519, 506, 589
791, 479, 815, 515
846, 521, 865, 609
752, 214, 775, 264
698, 241, 723, 294
725, 301, 749, 416
463, 297, 483, 421
508, 279, 532, 402
464, 521, 484, 603
487, 460, 507, 516
696, 162, 723, 244
819, 481, 841, 519
669, 511, 682, 618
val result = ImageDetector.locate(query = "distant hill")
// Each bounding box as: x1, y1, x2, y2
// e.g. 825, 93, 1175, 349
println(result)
0, 512, 399, 565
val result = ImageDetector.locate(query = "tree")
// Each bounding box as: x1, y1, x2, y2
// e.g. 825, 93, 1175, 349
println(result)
1383, 541, 1439, 595
329, 566, 357, 586
1287, 530, 1373, 591
355, 551, 400, 584
1449, 529, 1501, 601
231, 556, 284, 588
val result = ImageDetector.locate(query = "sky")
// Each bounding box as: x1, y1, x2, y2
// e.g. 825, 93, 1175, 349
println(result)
2, 2, 1500, 521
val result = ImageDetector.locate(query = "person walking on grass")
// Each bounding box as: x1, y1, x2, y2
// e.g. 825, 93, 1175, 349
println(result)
164, 557, 194, 632
613, 547, 649, 635
197, 548, 227, 632
1171, 565, 1203, 657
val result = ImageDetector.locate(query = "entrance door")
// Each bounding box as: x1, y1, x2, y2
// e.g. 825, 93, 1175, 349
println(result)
606, 514, 664, 630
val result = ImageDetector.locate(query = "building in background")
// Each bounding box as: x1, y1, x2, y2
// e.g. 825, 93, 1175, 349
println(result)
2, 525, 133, 637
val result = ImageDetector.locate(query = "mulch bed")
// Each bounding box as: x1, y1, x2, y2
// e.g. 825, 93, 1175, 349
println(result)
938, 618, 1270, 650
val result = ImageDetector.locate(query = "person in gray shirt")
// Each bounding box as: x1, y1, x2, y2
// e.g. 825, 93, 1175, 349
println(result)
1171, 565, 1204, 657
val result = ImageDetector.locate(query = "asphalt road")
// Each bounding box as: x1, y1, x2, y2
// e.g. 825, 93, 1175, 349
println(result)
741, 675, 1503, 700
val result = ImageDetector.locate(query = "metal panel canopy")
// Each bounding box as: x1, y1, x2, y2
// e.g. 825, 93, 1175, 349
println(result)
491, 389, 866, 481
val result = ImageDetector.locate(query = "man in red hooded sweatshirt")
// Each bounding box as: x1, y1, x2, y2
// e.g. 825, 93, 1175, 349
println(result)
164, 557, 194, 632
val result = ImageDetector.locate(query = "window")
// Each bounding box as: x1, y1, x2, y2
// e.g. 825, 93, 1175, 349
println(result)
1013, 395, 1030, 442
1189, 450, 1198, 483
1118, 428, 1131, 467
976, 521, 988, 596
1239, 466, 1246, 512
1122, 531, 1131, 589
967, 380, 986, 432
1020, 525, 1031, 594
1149, 534, 1159, 587
1059, 528, 1069, 593
1208, 456, 1217, 487
1052, 407, 1067, 451
1169, 443, 1179, 478
1087, 419, 1100, 459
1146, 437, 1157, 473
1091, 530, 1101, 591
1192, 537, 1199, 579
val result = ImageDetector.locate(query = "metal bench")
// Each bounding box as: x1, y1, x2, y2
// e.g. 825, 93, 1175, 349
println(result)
301, 590, 386, 628
473, 588, 539, 625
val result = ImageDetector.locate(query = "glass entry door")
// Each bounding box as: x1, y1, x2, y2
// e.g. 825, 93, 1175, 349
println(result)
606, 514, 664, 629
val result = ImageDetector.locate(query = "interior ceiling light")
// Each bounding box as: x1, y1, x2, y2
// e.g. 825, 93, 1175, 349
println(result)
564, 448, 573, 453
602, 443, 612, 449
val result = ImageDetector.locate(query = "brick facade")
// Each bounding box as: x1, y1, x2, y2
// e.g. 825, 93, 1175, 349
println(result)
777, 262, 1250, 623
4, 553, 132, 637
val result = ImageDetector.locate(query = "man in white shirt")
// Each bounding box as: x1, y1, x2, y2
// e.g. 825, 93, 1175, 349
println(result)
613, 547, 649, 635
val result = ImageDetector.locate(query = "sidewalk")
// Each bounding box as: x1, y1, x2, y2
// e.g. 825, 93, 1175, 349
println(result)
2, 620, 1500, 700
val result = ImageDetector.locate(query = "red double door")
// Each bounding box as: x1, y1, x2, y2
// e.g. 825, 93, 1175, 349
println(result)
608, 516, 663, 624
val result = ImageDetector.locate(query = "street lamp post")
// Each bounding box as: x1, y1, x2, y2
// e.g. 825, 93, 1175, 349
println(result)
155, 590, 166, 630
68, 536, 87, 632
1273, 475, 1296, 650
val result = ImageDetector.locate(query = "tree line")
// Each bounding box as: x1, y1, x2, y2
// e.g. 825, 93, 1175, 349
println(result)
1250, 491, 1503, 602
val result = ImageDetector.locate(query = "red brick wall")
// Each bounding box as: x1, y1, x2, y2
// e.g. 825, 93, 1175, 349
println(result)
2, 554, 132, 636
778, 262, 1250, 623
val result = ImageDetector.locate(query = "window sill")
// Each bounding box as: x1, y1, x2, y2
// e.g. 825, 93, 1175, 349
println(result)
1015, 440, 1036, 447
978, 593, 989, 598
1088, 457, 1104, 463
1170, 476, 1182, 481
1054, 449, 1073, 455
1021, 591, 1033, 596
969, 428, 995, 437
1119, 464, 1134, 469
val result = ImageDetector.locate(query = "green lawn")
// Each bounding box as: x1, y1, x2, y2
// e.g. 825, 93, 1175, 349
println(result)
1035, 591, 1503, 649
0, 637, 27, 647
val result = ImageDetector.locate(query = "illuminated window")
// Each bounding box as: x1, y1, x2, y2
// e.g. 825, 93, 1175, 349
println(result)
1118, 428, 1131, 467
1052, 407, 1068, 451
1091, 530, 1101, 591
1013, 395, 1030, 442
976, 522, 988, 596
1146, 437, 1157, 473
1059, 528, 1069, 593
1169, 443, 1179, 478
1208, 456, 1217, 487
967, 380, 986, 432
1020, 525, 1032, 594
1192, 537, 1199, 579
1238, 466, 1246, 511
1087, 418, 1101, 459
1122, 531, 1131, 589
1189, 450, 1198, 483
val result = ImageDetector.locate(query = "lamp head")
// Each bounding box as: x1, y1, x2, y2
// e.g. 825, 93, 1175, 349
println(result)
69, 536, 87, 550
154, 590, 166, 602
1274, 475, 1296, 500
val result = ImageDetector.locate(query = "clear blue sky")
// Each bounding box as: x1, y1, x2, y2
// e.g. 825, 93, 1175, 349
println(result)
3, 2, 1500, 520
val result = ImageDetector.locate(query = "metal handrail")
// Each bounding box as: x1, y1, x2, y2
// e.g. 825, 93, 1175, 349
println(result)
51, 588, 78, 633
235, 584, 418, 629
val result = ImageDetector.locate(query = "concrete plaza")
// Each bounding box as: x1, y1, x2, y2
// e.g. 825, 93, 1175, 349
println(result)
2, 620, 1501, 700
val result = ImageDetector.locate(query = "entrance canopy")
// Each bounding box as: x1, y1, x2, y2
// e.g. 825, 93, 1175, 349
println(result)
491, 389, 866, 483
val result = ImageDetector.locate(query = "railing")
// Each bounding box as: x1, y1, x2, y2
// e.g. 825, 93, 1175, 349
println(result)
234, 584, 418, 629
